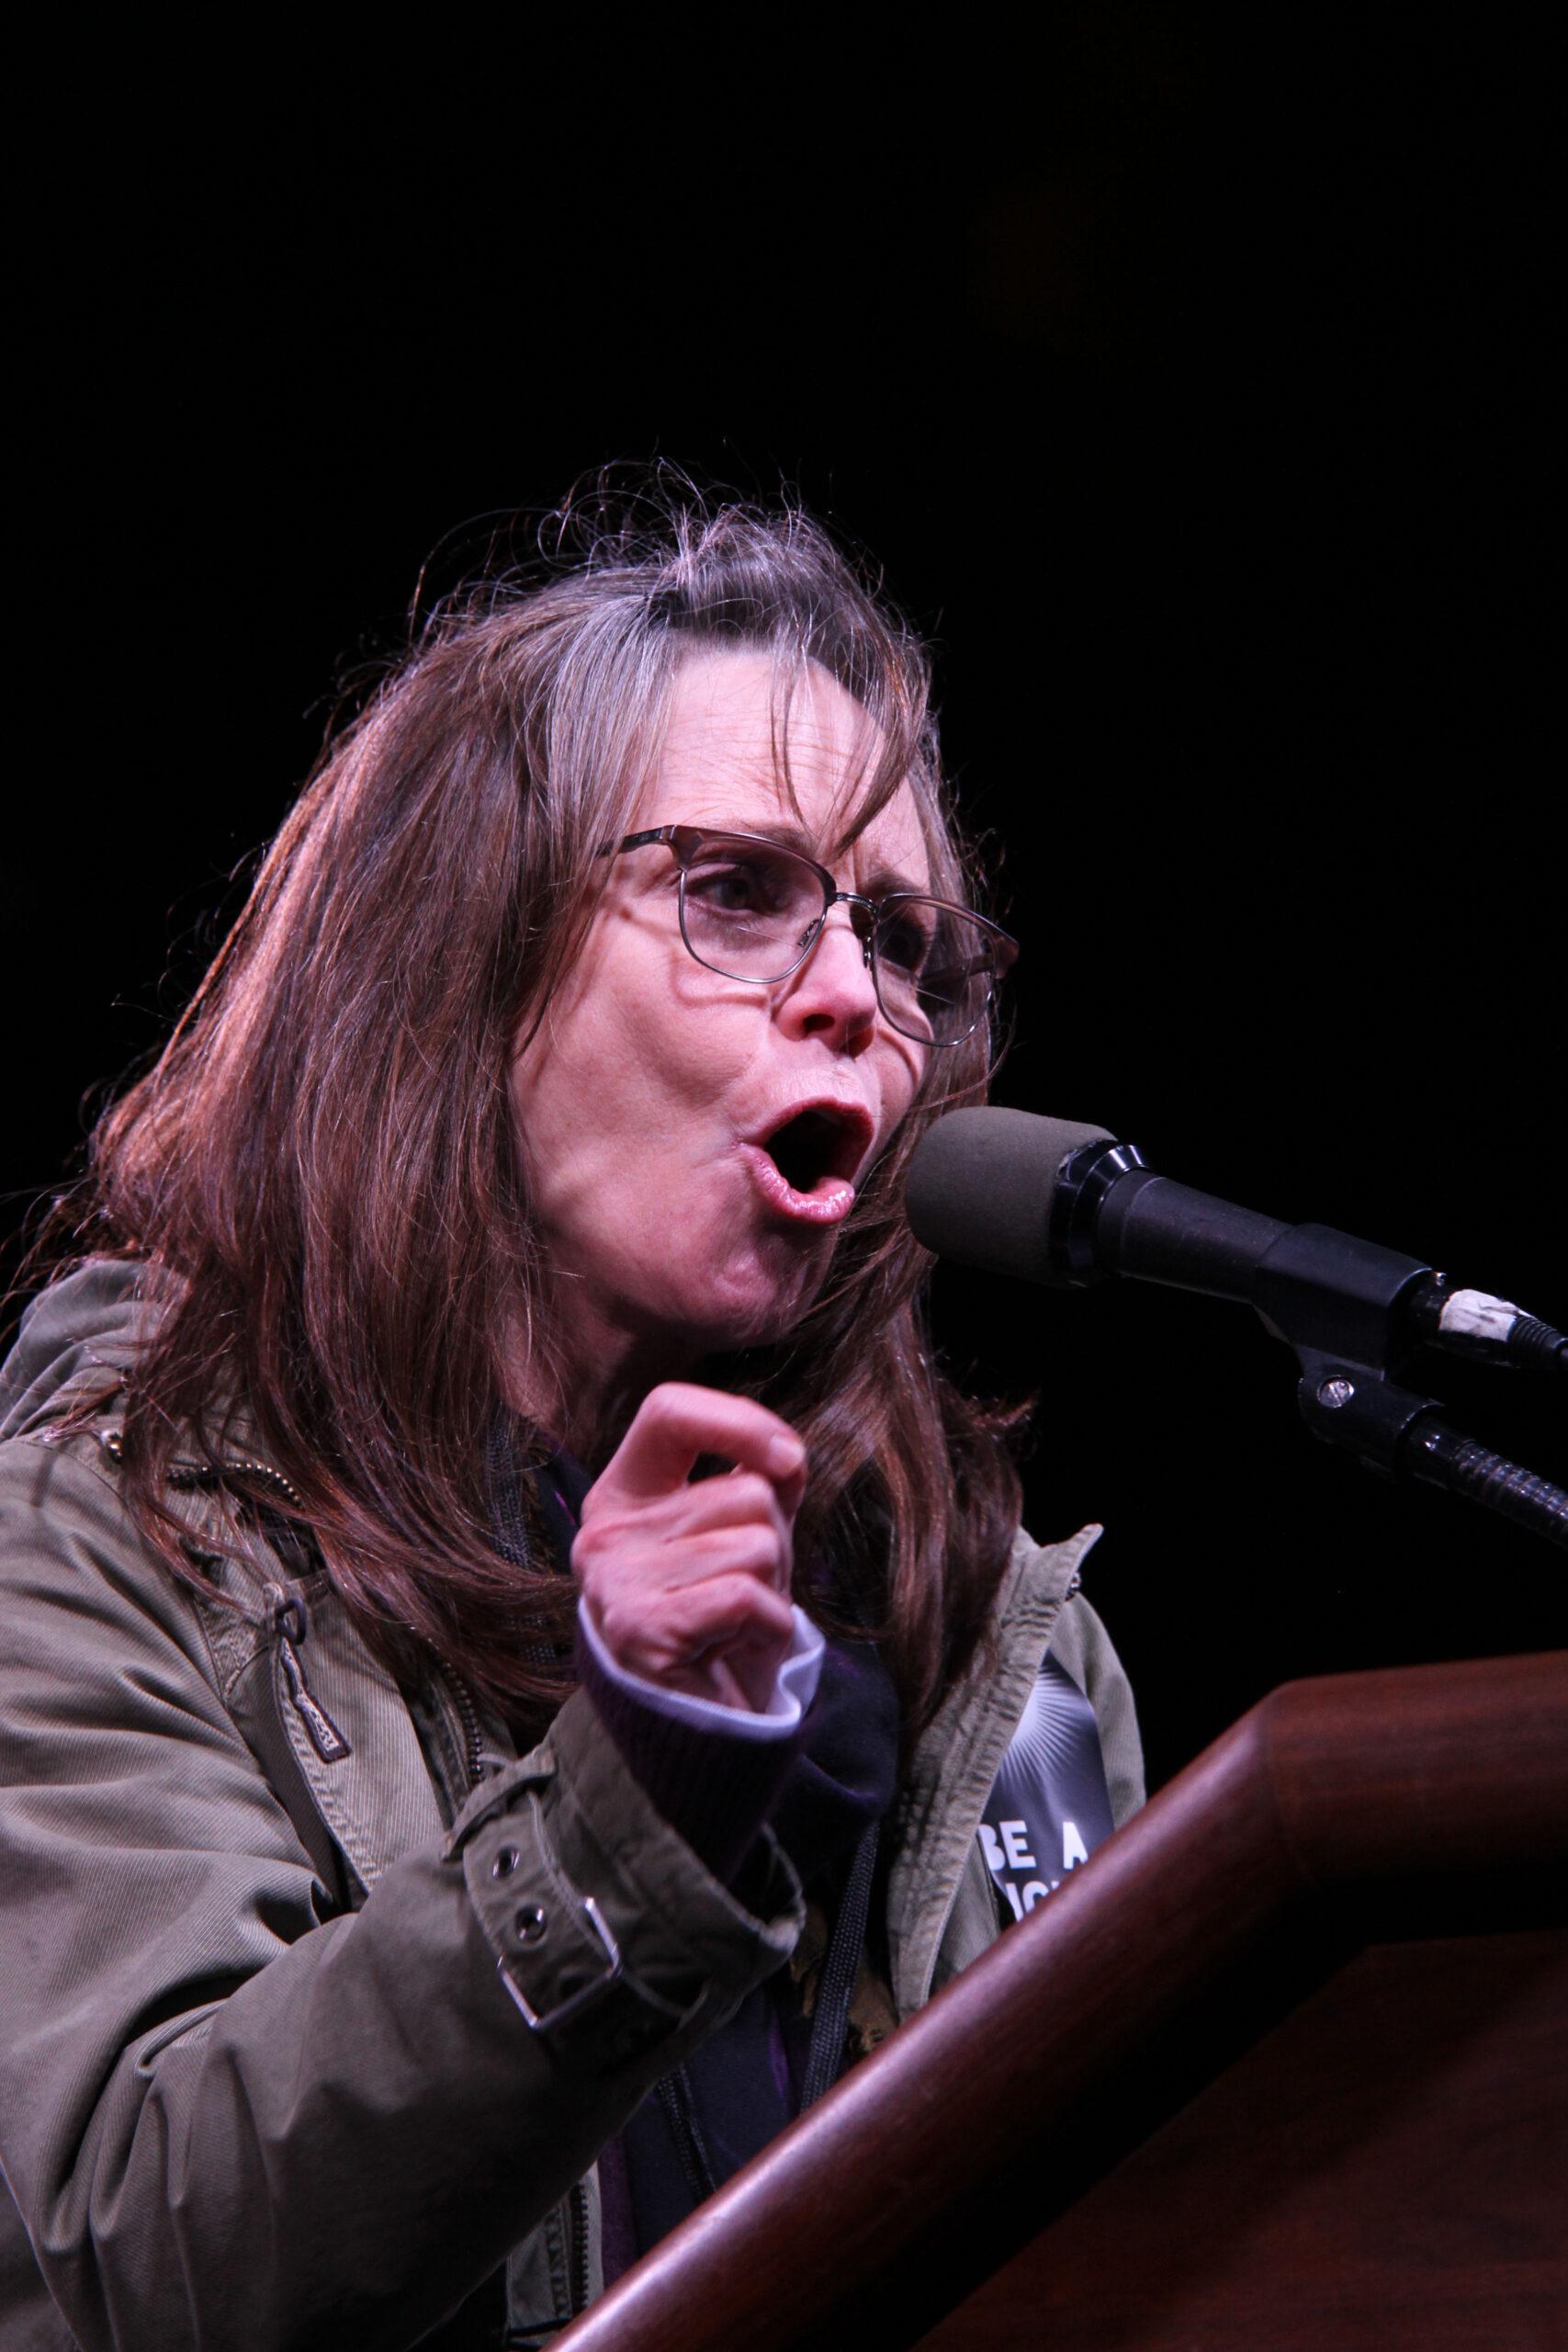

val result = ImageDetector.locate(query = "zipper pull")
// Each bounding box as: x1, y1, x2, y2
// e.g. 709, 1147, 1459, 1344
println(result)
266, 1584, 353, 1763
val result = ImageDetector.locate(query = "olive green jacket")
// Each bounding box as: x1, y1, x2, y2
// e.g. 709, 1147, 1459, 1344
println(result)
0, 1264, 1143, 2349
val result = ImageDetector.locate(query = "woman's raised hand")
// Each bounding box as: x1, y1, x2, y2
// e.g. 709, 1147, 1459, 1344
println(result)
572, 1384, 808, 1713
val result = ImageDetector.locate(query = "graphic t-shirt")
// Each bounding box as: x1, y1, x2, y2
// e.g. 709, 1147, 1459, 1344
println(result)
979, 1651, 1115, 1920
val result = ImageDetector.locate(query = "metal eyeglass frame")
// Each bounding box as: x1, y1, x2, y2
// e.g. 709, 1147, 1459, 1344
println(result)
599, 823, 1018, 1048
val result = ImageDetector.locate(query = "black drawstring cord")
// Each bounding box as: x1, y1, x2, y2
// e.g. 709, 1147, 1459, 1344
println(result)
800, 1820, 880, 2111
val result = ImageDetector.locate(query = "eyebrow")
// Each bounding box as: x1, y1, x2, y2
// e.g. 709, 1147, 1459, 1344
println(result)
720, 817, 929, 901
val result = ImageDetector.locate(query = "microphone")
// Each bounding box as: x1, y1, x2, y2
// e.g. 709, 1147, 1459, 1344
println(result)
905, 1108, 1566, 1377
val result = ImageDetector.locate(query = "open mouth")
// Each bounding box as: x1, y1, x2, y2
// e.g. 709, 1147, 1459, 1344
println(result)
760, 1103, 871, 1194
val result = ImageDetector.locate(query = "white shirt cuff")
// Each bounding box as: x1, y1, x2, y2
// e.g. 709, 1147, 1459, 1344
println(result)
576, 1599, 825, 1741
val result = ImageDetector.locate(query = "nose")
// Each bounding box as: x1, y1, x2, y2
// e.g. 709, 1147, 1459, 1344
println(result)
774, 903, 879, 1050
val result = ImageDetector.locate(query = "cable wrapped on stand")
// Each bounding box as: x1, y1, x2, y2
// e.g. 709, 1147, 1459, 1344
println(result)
1405, 1423, 1568, 1548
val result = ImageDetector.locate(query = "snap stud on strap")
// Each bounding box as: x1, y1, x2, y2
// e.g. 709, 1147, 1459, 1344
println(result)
497, 1895, 623, 2034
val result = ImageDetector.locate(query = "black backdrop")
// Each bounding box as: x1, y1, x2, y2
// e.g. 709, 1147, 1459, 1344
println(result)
6, 17, 1562, 1789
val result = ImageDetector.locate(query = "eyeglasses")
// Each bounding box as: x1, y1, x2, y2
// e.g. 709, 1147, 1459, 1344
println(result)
600, 824, 1018, 1048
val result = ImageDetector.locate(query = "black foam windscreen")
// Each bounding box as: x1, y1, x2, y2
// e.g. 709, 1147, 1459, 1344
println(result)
904, 1109, 1113, 1285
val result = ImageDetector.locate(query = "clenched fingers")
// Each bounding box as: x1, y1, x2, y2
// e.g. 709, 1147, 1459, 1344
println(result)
573, 1384, 809, 1710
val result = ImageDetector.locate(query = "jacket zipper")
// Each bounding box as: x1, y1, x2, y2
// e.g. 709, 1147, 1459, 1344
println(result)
165, 1453, 308, 1510
654, 2069, 717, 2205
568, 2179, 591, 2316
101, 1432, 307, 1523
446, 1668, 486, 1792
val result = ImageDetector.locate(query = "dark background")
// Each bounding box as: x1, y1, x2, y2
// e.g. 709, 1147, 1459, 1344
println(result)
7, 15, 1561, 1790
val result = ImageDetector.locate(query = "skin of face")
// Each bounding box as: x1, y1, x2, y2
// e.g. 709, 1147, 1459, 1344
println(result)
509, 648, 931, 1448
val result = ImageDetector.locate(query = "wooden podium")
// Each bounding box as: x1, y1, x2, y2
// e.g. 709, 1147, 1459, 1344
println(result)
558, 1651, 1568, 2351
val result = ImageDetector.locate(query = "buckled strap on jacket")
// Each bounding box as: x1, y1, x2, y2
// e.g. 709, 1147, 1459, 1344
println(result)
447, 1747, 719, 2054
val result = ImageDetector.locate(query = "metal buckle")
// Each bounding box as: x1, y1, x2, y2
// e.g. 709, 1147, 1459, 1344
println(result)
497, 1896, 624, 2034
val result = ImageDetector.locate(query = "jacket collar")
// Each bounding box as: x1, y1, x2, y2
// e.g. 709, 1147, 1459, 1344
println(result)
886, 1521, 1102, 2016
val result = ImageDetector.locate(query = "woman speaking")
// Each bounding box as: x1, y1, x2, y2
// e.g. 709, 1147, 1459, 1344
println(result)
0, 493, 1144, 2348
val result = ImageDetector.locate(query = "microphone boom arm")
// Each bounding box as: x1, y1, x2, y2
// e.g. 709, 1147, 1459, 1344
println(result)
1295, 1348, 1568, 1550
908, 1114, 1568, 1555
1053, 1139, 1568, 1552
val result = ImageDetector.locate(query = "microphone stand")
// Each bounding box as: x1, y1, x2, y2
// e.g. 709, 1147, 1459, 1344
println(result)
1066, 1148, 1568, 1553
1294, 1349, 1568, 1550
907, 1114, 1568, 1552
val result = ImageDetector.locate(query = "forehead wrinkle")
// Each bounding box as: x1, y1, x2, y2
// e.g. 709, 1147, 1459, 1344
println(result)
651, 646, 931, 886
764, 646, 897, 846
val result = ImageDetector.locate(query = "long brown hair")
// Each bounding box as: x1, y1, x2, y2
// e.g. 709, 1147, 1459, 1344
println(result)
45, 489, 1021, 1735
